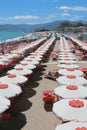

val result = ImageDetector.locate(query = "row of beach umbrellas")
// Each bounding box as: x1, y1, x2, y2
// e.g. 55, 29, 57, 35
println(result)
0, 36, 55, 118
0, 37, 46, 70
70, 37, 87, 51
52, 36, 87, 130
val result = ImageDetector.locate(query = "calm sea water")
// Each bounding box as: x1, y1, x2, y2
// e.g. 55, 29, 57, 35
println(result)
0, 31, 26, 42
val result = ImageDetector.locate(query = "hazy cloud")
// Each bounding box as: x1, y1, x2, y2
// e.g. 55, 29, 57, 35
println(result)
61, 13, 70, 16
0, 15, 40, 21
58, 6, 87, 11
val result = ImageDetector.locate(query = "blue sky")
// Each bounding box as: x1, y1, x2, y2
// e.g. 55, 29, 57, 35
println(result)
0, 0, 87, 24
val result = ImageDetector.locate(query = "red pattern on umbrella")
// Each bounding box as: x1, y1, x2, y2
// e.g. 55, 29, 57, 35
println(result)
0, 84, 8, 89
80, 68, 87, 72
66, 85, 78, 90
22, 63, 28, 66
75, 127, 87, 130
67, 68, 75, 71
69, 100, 84, 108
16, 68, 23, 70
67, 75, 76, 79
8, 74, 16, 78
65, 63, 71, 65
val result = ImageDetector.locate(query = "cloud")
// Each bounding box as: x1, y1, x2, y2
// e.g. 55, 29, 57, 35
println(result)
46, 14, 56, 20
0, 15, 40, 20
61, 13, 70, 16
58, 6, 87, 11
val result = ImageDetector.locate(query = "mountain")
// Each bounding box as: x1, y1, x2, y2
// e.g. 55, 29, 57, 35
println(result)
0, 21, 61, 33
0, 20, 86, 33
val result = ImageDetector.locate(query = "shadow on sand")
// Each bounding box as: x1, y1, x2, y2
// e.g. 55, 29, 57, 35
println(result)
0, 113, 26, 130
22, 88, 36, 98
17, 98, 32, 112
44, 101, 53, 112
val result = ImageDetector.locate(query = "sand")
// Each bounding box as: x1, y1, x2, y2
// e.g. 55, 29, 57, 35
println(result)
21, 40, 62, 130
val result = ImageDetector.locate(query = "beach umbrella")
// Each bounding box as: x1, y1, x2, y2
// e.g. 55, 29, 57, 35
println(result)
26, 55, 42, 61
58, 60, 77, 64
31, 52, 43, 58
0, 96, 10, 113
55, 121, 87, 130
57, 64, 79, 69
58, 49, 71, 53
58, 56, 76, 60
58, 52, 74, 55
7, 68, 33, 76
0, 74, 28, 85
59, 53, 75, 57
14, 63, 36, 70
0, 83, 22, 98
54, 85, 87, 99
80, 68, 87, 73
58, 68, 83, 76
20, 59, 39, 66
0, 57, 10, 62
53, 99, 87, 122
56, 75, 87, 85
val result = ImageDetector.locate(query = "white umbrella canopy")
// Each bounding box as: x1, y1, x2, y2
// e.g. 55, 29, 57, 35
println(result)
58, 49, 71, 53
7, 68, 33, 76
0, 75, 28, 85
29, 56, 42, 61
54, 85, 87, 99
59, 52, 74, 55
30, 53, 43, 58
53, 99, 87, 122
57, 64, 79, 69
14, 63, 36, 70
58, 60, 77, 64
0, 96, 10, 113
55, 121, 87, 130
59, 53, 75, 57
26, 55, 42, 61
58, 69, 84, 76
20, 59, 39, 66
56, 75, 87, 85
0, 83, 22, 98
58, 56, 76, 60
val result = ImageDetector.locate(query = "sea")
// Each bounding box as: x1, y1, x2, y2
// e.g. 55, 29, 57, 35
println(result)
0, 31, 27, 43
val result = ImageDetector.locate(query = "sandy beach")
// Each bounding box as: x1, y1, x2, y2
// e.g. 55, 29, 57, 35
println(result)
0, 40, 86, 130
21, 40, 87, 130
21, 40, 62, 130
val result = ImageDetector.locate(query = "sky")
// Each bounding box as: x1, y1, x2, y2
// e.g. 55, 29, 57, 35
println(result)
0, 0, 87, 24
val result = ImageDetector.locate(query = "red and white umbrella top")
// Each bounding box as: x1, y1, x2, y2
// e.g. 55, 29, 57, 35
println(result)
55, 121, 87, 130
53, 99, 87, 122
